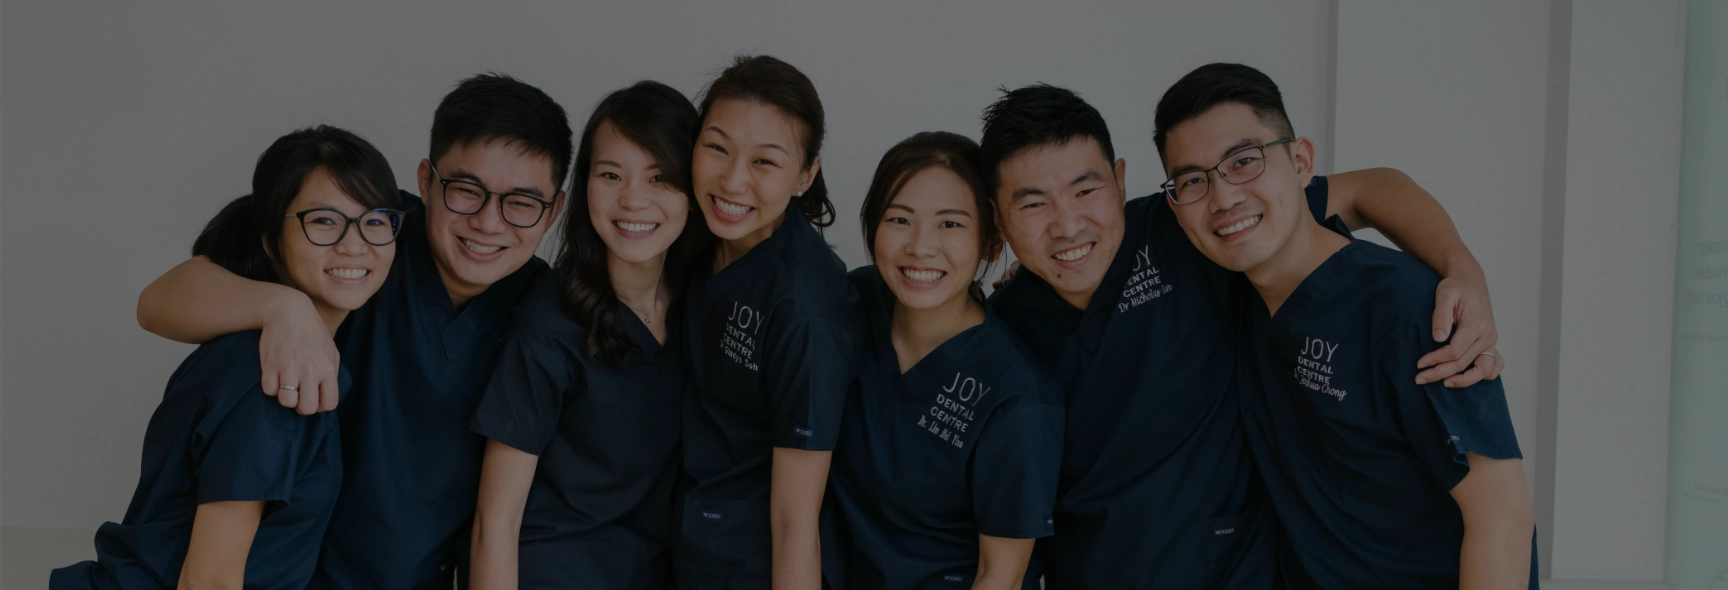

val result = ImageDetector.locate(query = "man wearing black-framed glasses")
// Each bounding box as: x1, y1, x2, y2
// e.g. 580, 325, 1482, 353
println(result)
1155, 62, 1535, 589
137, 73, 573, 588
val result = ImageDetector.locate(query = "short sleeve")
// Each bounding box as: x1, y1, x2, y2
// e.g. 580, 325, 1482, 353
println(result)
971, 398, 1063, 539
470, 327, 578, 456
1305, 175, 1330, 222
763, 316, 856, 451
194, 387, 316, 504
1379, 324, 1523, 491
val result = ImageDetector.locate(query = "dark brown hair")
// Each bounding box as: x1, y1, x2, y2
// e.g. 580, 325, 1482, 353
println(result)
697, 55, 834, 227
556, 81, 707, 368
859, 131, 1001, 288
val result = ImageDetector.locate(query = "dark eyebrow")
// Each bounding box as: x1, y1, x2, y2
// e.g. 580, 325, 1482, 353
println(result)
702, 125, 729, 140
1009, 186, 1046, 202
593, 160, 623, 169
701, 125, 789, 157
446, 168, 547, 198
936, 209, 973, 217
1167, 138, 1261, 177
886, 203, 915, 213
1069, 170, 1105, 187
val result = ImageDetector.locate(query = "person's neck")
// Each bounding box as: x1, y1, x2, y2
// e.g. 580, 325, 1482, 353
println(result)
890, 288, 986, 374
1245, 219, 1350, 316
610, 251, 667, 316
714, 213, 786, 273
435, 266, 487, 310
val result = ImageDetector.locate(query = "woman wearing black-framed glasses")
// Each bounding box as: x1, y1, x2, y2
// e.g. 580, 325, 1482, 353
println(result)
52, 125, 400, 590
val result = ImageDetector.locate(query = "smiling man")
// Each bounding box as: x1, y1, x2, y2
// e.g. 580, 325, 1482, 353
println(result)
982, 84, 1505, 588
135, 74, 571, 589
1154, 63, 1535, 589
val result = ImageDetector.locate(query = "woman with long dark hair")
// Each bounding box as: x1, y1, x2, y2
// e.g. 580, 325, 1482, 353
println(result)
822, 132, 1062, 590
674, 55, 858, 589
51, 125, 402, 590
468, 80, 706, 589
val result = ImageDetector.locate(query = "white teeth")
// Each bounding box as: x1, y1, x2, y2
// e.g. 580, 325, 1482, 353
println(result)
325, 268, 368, 280
461, 238, 502, 254
1216, 215, 1262, 237
713, 196, 753, 216
901, 268, 946, 283
1053, 243, 1092, 262
616, 221, 659, 233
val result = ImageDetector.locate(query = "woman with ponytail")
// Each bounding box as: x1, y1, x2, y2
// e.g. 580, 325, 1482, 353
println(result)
674, 55, 859, 589
468, 80, 705, 589
52, 126, 402, 590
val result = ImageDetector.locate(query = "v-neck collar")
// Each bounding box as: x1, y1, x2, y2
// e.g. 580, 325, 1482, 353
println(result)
1265, 216, 1359, 326
708, 213, 803, 291
399, 206, 542, 361
859, 270, 993, 394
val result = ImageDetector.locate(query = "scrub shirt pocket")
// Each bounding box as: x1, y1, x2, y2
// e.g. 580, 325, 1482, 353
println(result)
679, 497, 770, 588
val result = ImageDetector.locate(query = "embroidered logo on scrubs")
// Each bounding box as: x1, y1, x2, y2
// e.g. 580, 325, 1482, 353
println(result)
700, 510, 724, 523
942, 575, 967, 584
793, 426, 814, 439
1294, 336, 1348, 401
1214, 527, 1236, 536
1118, 245, 1173, 313
916, 372, 989, 450
721, 302, 765, 371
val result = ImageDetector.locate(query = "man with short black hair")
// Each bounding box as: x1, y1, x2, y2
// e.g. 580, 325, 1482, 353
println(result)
1155, 62, 1535, 589
983, 82, 1505, 588
137, 73, 572, 588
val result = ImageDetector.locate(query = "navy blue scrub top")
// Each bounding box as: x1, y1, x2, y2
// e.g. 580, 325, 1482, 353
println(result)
987, 177, 1330, 589
51, 331, 347, 590
822, 267, 1063, 590
469, 273, 683, 589
314, 193, 547, 589
676, 213, 859, 588
1237, 217, 1534, 589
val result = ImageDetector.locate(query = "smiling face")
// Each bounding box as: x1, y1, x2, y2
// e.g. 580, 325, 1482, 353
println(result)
279, 168, 396, 325
691, 98, 818, 251
1162, 102, 1314, 274
416, 139, 564, 304
587, 121, 689, 267
873, 167, 989, 312
993, 138, 1127, 310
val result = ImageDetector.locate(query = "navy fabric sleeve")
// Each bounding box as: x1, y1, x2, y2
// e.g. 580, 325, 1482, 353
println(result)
764, 315, 855, 451
194, 387, 310, 504
1380, 324, 1523, 491
471, 329, 577, 456
971, 399, 1063, 539
1306, 175, 1330, 223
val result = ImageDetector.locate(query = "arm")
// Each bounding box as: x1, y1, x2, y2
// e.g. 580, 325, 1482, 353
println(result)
1450, 454, 1535, 590
138, 256, 342, 414
770, 447, 830, 590
1325, 168, 1504, 387
178, 501, 265, 590
973, 535, 1034, 590
469, 440, 539, 590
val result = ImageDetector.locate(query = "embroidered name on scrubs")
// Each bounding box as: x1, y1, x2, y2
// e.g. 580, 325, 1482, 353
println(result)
1294, 336, 1347, 401
723, 302, 765, 371
1118, 244, 1172, 312
919, 372, 989, 448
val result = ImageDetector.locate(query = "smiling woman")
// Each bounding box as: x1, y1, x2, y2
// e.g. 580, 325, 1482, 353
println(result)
50, 125, 401, 590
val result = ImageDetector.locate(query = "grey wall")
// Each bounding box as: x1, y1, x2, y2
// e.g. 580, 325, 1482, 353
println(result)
1, 0, 1336, 531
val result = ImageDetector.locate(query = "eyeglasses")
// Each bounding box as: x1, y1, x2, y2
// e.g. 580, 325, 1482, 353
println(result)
1161, 138, 1295, 205
286, 207, 405, 246
430, 164, 554, 228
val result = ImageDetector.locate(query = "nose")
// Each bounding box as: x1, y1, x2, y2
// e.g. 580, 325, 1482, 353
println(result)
618, 179, 647, 211
334, 221, 370, 256
905, 223, 939, 259
468, 194, 510, 233
1048, 197, 1086, 241
1207, 171, 1249, 214
718, 155, 749, 195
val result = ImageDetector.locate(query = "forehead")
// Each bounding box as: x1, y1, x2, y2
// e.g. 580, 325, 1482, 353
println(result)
1163, 102, 1279, 169
591, 121, 653, 166
288, 168, 366, 212
702, 98, 804, 150
438, 138, 557, 187
995, 138, 1112, 189
890, 167, 976, 214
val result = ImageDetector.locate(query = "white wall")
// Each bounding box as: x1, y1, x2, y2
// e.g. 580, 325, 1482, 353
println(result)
0, 0, 1336, 532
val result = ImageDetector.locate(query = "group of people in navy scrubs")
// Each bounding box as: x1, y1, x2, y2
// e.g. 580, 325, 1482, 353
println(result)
54, 53, 1533, 590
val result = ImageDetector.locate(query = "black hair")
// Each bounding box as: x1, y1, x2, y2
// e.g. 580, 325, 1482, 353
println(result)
860, 131, 1001, 302
192, 125, 400, 283
429, 73, 574, 190
697, 55, 834, 228
557, 81, 708, 368
1153, 63, 1294, 163
978, 83, 1117, 194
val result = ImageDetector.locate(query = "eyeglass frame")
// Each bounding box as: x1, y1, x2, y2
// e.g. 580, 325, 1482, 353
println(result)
1160, 137, 1296, 205
428, 164, 556, 228
284, 207, 407, 247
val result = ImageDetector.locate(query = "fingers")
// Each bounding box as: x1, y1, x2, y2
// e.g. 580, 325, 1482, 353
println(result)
1431, 286, 1461, 343
1415, 351, 1474, 386
295, 377, 321, 415
317, 369, 342, 413
1442, 352, 1503, 388
274, 366, 305, 410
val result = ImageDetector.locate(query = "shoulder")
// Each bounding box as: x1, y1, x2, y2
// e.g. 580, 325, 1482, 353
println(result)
980, 316, 1065, 409
506, 273, 586, 342
173, 331, 266, 391
1332, 242, 1444, 345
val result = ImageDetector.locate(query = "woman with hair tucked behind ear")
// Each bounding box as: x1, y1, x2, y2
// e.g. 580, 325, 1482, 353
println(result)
820, 132, 1063, 590
51, 125, 402, 590
467, 80, 706, 590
